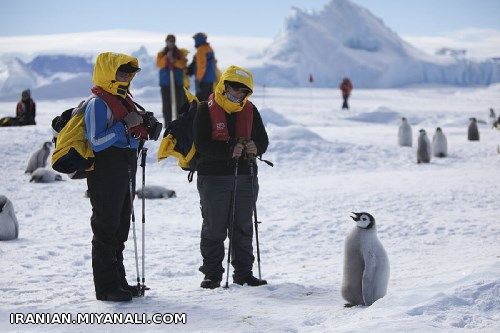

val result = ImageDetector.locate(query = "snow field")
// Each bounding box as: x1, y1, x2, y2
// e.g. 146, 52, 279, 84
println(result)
0, 85, 499, 332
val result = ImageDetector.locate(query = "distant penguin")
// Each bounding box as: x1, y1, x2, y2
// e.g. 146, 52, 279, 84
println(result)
25, 141, 52, 174
489, 108, 496, 126
29, 168, 63, 183
417, 129, 431, 163
0, 195, 19, 241
398, 117, 412, 147
342, 212, 389, 307
432, 127, 448, 158
493, 116, 500, 130
136, 185, 176, 199
468, 118, 479, 141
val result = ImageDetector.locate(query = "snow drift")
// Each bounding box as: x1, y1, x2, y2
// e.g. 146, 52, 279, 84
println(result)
250, 0, 500, 88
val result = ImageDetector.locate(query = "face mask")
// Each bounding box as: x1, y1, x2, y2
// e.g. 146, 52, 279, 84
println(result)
226, 91, 243, 103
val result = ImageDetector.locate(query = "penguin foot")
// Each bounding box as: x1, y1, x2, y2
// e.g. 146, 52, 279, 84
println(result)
344, 303, 356, 308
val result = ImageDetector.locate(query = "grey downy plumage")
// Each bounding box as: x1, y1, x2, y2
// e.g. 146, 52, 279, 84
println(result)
468, 118, 480, 141
25, 141, 52, 174
0, 195, 19, 240
417, 129, 431, 163
432, 127, 448, 157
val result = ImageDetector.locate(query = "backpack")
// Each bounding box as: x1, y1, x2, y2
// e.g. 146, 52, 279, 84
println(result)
51, 97, 95, 179
158, 100, 199, 182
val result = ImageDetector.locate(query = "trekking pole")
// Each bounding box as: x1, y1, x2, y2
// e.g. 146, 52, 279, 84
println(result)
248, 154, 262, 280
262, 84, 266, 107
169, 68, 177, 120
127, 164, 141, 293
140, 147, 148, 296
224, 157, 240, 289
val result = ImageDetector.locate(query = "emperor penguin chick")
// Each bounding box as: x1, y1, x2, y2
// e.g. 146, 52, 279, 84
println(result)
432, 127, 448, 157
0, 195, 19, 241
342, 212, 389, 307
468, 117, 479, 141
489, 108, 496, 126
25, 141, 52, 174
29, 168, 63, 183
398, 117, 413, 147
417, 129, 431, 163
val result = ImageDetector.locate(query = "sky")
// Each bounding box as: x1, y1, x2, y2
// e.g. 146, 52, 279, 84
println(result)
1, 0, 500, 38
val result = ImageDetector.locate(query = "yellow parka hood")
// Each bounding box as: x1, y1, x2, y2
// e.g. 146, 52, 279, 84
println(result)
214, 65, 254, 114
92, 52, 140, 98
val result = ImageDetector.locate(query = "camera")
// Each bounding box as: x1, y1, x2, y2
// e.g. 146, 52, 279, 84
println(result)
141, 111, 162, 141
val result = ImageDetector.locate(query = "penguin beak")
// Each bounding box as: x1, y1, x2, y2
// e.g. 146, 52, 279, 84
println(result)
350, 212, 360, 222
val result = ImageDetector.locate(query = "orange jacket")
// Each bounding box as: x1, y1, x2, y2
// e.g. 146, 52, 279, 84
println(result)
156, 47, 187, 70
340, 79, 353, 96
194, 43, 215, 82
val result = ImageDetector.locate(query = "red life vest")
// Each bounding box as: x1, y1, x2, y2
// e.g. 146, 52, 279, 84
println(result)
208, 93, 253, 141
91, 86, 148, 139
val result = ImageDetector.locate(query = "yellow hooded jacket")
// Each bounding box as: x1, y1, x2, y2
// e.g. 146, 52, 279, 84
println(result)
158, 65, 254, 174
52, 52, 140, 177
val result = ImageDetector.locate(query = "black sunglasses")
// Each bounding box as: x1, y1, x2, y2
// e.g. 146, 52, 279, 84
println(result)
226, 84, 251, 94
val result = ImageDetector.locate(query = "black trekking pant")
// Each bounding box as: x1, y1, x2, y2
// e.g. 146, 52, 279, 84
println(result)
161, 85, 185, 124
195, 82, 213, 102
342, 94, 350, 109
197, 174, 258, 280
87, 147, 137, 294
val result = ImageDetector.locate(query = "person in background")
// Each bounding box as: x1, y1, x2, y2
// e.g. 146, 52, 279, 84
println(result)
157, 34, 187, 123
179, 48, 191, 91
187, 32, 216, 101
0, 89, 36, 126
339, 77, 353, 110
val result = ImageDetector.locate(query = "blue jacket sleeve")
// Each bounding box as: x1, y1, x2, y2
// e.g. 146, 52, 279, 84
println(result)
85, 98, 127, 152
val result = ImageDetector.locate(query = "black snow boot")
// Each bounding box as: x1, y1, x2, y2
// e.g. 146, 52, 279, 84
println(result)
121, 283, 144, 297
233, 275, 267, 287
200, 275, 221, 289
96, 287, 132, 302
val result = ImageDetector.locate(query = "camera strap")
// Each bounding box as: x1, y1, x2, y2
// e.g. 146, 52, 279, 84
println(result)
132, 101, 146, 112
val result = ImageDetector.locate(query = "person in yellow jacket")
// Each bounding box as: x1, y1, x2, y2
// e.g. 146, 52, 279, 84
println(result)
193, 66, 269, 289
85, 52, 146, 302
157, 34, 187, 123
187, 32, 216, 101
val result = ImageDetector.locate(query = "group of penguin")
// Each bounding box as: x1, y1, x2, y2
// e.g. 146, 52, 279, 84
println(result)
340, 108, 499, 307
0, 141, 60, 241
25, 141, 63, 183
0, 139, 176, 241
398, 108, 498, 163
398, 118, 449, 163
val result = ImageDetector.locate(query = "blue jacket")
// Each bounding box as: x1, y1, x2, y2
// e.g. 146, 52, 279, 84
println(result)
84, 97, 139, 152
192, 43, 216, 83
159, 67, 184, 87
